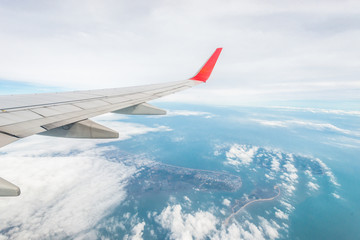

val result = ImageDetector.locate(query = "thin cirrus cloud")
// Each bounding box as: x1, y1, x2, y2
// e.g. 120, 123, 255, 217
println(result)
251, 118, 359, 137
0, 0, 359, 105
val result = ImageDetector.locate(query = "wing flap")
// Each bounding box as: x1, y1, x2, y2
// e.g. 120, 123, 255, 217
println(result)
31, 104, 83, 117
0, 177, 20, 197
39, 119, 119, 139
0, 132, 18, 148
113, 103, 166, 115
0, 110, 42, 126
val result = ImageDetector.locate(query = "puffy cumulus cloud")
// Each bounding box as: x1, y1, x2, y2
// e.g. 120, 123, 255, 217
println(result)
271, 156, 281, 172
225, 144, 259, 167
304, 169, 316, 181
156, 203, 284, 240
124, 222, 145, 240
214, 217, 282, 240
258, 217, 280, 240
283, 162, 298, 182
274, 208, 289, 220
0, 145, 135, 239
307, 182, 320, 191
277, 162, 298, 199
279, 159, 298, 196
222, 198, 231, 207
0, 118, 169, 239
156, 204, 218, 240
280, 201, 295, 213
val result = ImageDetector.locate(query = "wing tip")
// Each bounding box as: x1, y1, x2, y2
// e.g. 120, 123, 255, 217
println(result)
190, 48, 223, 83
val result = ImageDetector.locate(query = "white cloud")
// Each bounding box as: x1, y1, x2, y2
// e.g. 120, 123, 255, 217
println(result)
96, 119, 173, 139
280, 201, 295, 212
0, 145, 136, 239
274, 208, 289, 220
252, 119, 357, 136
279, 160, 298, 196
259, 217, 280, 240
217, 221, 265, 240
307, 182, 320, 191
1, 0, 359, 105
304, 170, 314, 179
332, 193, 341, 199
156, 204, 218, 240
271, 156, 281, 172
225, 144, 259, 166
151, 110, 213, 118
220, 209, 226, 215
312, 158, 340, 187
222, 199, 231, 207
127, 222, 146, 240
281, 183, 296, 196
215, 216, 282, 240
282, 162, 298, 183
184, 196, 191, 203
252, 119, 287, 128
93, 112, 129, 121
271, 106, 360, 117
156, 202, 286, 240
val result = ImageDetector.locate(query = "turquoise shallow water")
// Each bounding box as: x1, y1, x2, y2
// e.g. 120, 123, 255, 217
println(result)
94, 103, 360, 239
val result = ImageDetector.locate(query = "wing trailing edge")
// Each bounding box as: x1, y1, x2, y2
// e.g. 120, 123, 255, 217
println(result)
0, 177, 20, 197
39, 119, 119, 139
113, 103, 166, 115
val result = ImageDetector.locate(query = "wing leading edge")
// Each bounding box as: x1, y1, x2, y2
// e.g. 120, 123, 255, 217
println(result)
0, 48, 222, 196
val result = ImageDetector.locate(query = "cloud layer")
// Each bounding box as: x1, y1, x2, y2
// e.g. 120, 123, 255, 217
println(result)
156, 203, 282, 240
0, 0, 359, 105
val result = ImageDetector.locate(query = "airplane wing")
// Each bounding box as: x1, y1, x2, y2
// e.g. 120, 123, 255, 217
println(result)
0, 48, 222, 196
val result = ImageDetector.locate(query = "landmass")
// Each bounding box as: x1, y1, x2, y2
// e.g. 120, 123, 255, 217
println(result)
224, 185, 280, 226
128, 162, 242, 195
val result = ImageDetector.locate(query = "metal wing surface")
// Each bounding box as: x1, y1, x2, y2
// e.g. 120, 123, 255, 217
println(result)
0, 48, 222, 196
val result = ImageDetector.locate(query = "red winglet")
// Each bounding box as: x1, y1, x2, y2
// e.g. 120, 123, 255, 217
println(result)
190, 48, 222, 82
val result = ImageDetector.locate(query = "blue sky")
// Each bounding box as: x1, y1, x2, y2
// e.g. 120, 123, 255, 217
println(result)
0, 0, 359, 107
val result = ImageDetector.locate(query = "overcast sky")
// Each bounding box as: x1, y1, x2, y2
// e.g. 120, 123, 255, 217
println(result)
0, 0, 359, 106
